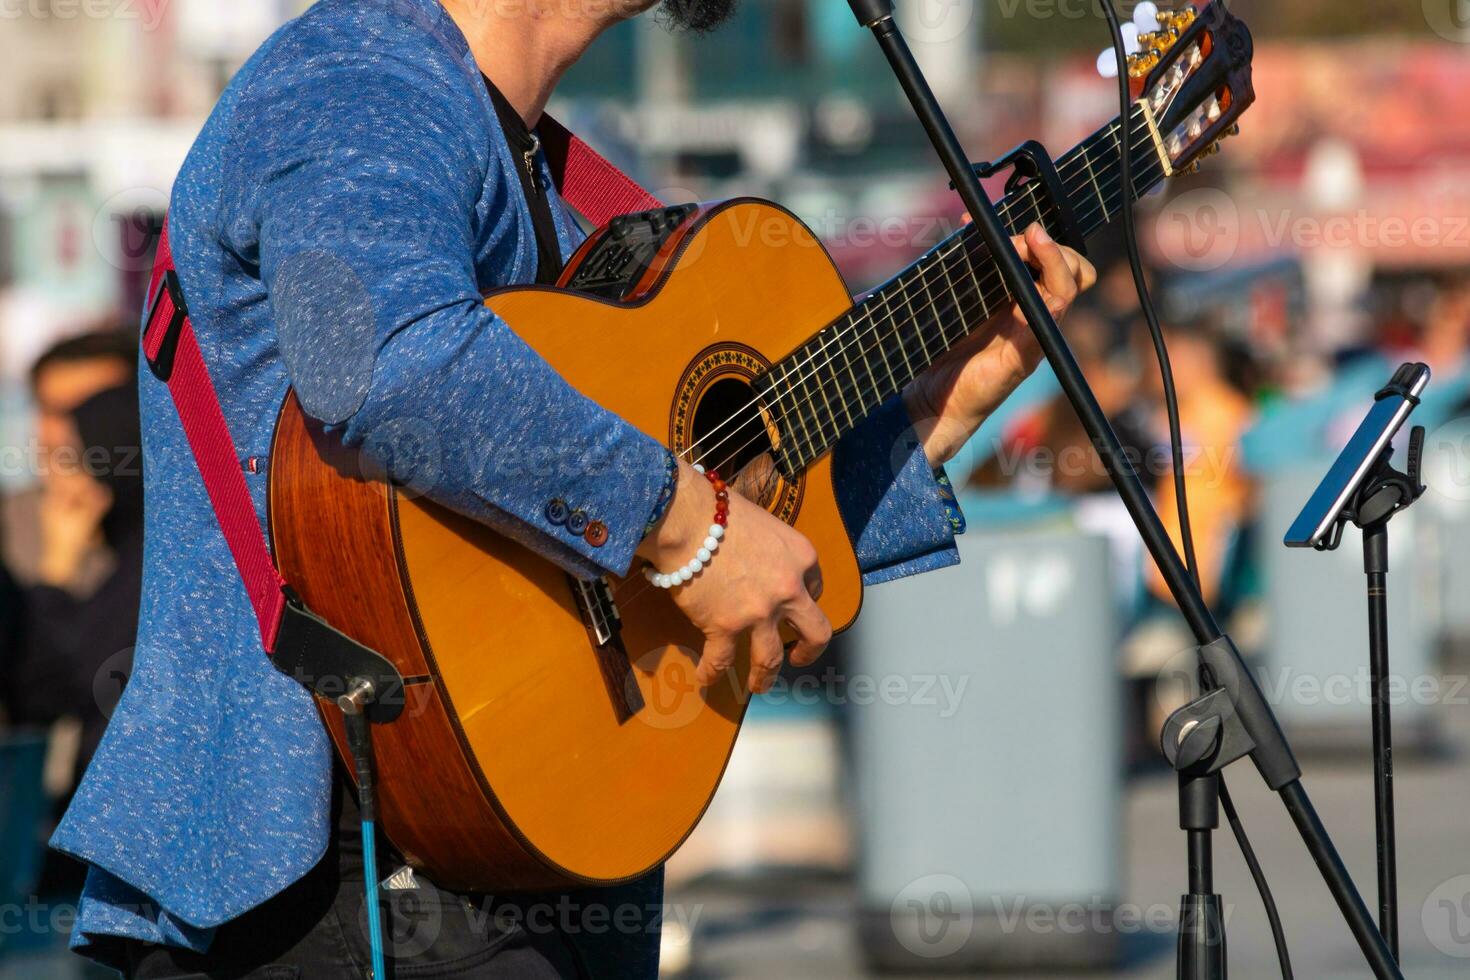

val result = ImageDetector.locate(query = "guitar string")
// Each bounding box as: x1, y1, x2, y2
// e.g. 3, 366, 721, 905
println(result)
691, 131, 1163, 478
679, 109, 1153, 474
685, 118, 1161, 475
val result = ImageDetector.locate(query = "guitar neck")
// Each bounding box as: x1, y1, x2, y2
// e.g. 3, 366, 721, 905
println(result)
760, 103, 1167, 477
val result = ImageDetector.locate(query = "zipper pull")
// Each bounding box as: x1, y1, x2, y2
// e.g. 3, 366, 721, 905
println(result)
524, 133, 541, 196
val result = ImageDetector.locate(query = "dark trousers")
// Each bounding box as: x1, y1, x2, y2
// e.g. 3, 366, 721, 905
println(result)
119, 785, 664, 979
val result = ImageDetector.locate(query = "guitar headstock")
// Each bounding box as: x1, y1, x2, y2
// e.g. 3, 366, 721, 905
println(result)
1128, 2, 1255, 176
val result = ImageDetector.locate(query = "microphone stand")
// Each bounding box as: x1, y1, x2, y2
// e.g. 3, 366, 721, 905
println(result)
1302, 420, 1428, 961
843, 1, 1402, 976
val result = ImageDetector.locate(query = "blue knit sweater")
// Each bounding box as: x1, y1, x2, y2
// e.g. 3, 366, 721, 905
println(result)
51, 0, 961, 961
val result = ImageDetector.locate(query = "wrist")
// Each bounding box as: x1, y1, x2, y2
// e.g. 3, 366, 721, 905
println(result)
636, 461, 711, 565
903, 383, 980, 467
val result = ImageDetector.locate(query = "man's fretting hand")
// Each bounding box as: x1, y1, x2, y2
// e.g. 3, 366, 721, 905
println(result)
904, 222, 1096, 465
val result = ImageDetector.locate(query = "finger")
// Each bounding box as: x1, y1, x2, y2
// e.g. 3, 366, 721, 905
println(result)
784, 594, 833, 669
696, 632, 738, 688
746, 620, 786, 694
1026, 224, 1077, 309
1008, 233, 1031, 266
1074, 250, 1098, 291
1058, 246, 1082, 283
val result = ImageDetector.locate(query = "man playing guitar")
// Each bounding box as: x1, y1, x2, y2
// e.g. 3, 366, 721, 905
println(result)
52, 0, 1092, 975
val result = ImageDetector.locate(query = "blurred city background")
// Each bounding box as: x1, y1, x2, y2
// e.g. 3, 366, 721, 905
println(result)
4, 0, 1470, 976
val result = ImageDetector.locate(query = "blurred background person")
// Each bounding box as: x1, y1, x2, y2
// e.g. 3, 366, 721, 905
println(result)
1, 331, 141, 900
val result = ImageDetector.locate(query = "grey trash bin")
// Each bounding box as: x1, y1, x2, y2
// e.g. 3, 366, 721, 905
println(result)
847, 524, 1125, 971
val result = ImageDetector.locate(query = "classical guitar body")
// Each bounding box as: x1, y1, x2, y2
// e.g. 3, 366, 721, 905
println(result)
269, 200, 865, 889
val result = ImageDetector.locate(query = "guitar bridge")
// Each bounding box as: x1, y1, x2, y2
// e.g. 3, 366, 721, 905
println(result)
572, 576, 621, 646
569, 575, 644, 723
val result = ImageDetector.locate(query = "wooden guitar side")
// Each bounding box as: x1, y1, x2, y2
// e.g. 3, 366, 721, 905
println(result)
269, 200, 864, 888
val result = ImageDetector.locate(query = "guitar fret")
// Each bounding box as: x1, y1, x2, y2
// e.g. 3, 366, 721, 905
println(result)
883, 288, 917, 384
845, 321, 880, 423
933, 251, 965, 342
958, 237, 988, 322
915, 258, 951, 355
805, 341, 844, 448
898, 271, 933, 367
778, 360, 820, 468
866, 295, 900, 396
1079, 142, 1110, 221
840, 318, 870, 423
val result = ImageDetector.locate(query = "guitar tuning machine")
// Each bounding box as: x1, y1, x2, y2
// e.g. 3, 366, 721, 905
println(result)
1159, 7, 1197, 31
1127, 51, 1160, 78
1138, 27, 1181, 54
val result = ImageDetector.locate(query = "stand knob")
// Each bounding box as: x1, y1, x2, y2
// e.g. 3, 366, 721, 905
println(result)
1164, 715, 1222, 770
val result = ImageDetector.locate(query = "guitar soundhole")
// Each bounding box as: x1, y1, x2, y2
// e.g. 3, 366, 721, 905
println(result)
672, 344, 803, 523
690, 377, 772, 479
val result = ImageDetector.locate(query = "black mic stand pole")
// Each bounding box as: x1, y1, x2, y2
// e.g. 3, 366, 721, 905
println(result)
843, 1, 1402, 975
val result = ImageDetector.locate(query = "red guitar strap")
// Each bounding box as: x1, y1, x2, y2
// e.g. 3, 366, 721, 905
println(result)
141, 120, 660, 658
538, 114, 663, 225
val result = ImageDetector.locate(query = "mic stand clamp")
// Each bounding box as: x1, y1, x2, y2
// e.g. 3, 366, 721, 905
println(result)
1160, 635, 1304, 980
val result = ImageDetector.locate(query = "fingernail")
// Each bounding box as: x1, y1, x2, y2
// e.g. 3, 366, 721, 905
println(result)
1034, 223, 1052, 244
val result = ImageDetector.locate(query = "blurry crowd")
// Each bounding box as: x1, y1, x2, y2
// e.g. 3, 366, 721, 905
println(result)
965, 252, 1470, 747
0, 326, 142, 902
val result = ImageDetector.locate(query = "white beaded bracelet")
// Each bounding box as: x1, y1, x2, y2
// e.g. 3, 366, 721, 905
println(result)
643, 523, 725, 589
643, 464, 729, 589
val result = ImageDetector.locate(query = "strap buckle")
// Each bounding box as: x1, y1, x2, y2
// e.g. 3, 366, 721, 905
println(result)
144, 269, 189, 382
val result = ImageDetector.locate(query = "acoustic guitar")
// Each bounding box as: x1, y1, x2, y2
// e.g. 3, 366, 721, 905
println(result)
269, 3, 1254, 890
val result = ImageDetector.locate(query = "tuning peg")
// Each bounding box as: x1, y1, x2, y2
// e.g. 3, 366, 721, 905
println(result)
1133, 1, 1161, 33
1161, 7, 1196, 31
1127, 51, 1159, 78
1226, 123, 1241, 137
1096, 23, 1146, 78
1122, 23, 1141, 54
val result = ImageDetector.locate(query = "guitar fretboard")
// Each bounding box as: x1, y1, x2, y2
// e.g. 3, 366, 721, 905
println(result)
751, 103, 1167, 477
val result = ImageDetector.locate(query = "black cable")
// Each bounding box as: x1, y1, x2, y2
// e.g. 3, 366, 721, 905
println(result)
1220, 777, 1296, 978
1097, 5, 1293, 978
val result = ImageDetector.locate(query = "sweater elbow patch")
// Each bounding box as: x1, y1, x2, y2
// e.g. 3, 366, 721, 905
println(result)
273, 249, 377, 425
